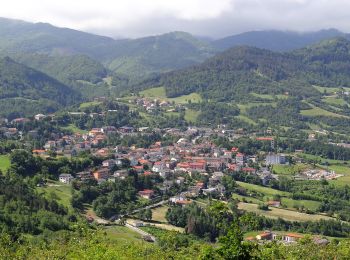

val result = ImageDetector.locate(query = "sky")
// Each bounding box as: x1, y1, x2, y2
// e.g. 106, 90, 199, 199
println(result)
0, 0, 349, 39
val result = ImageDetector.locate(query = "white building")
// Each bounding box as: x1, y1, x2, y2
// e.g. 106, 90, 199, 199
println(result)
59, 174, 74, 184
265, 153, 286, 165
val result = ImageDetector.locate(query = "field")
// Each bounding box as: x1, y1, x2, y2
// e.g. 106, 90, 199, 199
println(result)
151, 206, 169, 222
236, 181, 290, 197
0, 154, 11, 173
272, 164, 308, 176
61, 124, 88, 134
37, 182, 72, 208
79, 101, 102, 109
237, 202, 334, 222
322, 96, 347, 106
104, 226, 143, 243
140, 87, 202, 104
300, 105, 346, 118
250, 93, 288, 100
184, 109, 201, 123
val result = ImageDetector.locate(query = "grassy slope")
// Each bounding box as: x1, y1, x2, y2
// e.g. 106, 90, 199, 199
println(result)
238, 202, 333, 222
104, 226, 143, 243
61, 124, 88, 134
36, 182, 73, 209
140, 87, 202, 104
300, 105, 347, 118
0, 154, 11, 173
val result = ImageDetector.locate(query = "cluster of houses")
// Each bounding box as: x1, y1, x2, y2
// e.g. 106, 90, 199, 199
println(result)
296, 169, 342, 181
49, 126, 287, 203
132, 97, 184, 113
246, 230, 329, 245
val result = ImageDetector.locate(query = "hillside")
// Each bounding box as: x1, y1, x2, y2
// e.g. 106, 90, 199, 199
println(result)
0, 57, 80, 118
140, 38, 350, 102
11, 53, 108, 85
0, 18, 215, 80
213, 29, 347, 51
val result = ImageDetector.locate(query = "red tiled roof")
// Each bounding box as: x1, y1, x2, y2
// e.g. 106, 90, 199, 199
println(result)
256, 137, 274, 141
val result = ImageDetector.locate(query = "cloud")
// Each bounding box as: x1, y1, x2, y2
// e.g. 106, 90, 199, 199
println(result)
0, 0, 349, 38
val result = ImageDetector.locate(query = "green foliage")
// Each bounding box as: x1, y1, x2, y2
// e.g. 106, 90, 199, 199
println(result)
0, 57, 80, 118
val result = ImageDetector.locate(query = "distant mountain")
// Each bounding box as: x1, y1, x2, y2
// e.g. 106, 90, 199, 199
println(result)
140, 38, 350, 102
0, 57, 80, 118
0, 18, 215, 80
212, 29, 347, 51
105, 31, 215, 80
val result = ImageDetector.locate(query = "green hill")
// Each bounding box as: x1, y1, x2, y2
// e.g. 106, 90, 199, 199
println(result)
11, 53, 108, 85
0, 18, 215, 80
140, 38, 350, 102
0, 57, 80, 118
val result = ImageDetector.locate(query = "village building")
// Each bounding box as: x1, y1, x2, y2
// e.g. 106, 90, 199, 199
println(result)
59, 173, 74, 184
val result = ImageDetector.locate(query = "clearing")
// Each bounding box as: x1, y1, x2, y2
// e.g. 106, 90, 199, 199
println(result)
37, 182, 72, 209
140, 87, 202, 104
0, 154, 11, 173
238, 202, 334, 222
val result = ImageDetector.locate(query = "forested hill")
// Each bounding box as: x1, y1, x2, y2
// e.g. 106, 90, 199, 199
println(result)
0, 18, 214, 79
11, 53, 108, 85
212, 29, 347, 51
139, 37, 350, 102
0, 57, 80, 118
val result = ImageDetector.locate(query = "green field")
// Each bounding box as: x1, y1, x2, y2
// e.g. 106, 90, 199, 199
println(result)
300, 105, 346, 118
104, 226, 143, 243
280, 198, 321, 211
238, 202, 334, 222
61, 124, 88, 134
151, 206, 169, 223
322, 97, 347, 106
272, 164, 308, 176
37, 183, 73, 208
250, 93, 288, 100
79, 101, 102, 109
236, 181, 290, 197
0, 154, 11, 173
140, 87, 202, 104
235, 115, 257, 125
184, 109, 201, 123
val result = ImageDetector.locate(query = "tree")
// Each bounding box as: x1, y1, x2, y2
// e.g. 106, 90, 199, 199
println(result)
216, 222, 253, 260
145, 208, 152, 221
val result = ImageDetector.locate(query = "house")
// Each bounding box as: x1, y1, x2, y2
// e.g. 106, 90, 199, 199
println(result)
34, 114, 46, 121
76, 171, 93, 181
256, 231, 273, 241
113, 170, 129, 179
44, 141, 56, 150
133, 165, 144, 173
0, 118, 8, 125
152, 161, 165, 172
93, 168, 110, 180
265, 153, 286, 165
235, 153, 245, 165
32, 149, 46, 156
59, 174, 74, 184
119, 126, 134, 133
138, 189, 154, 199
267, 201, 281, 207
102, 159, 116, 169
282, 233, 303, 243
11, 118, 30, 124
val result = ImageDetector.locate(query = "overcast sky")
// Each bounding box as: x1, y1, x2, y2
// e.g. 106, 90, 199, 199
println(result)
0, 0, 349, 39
